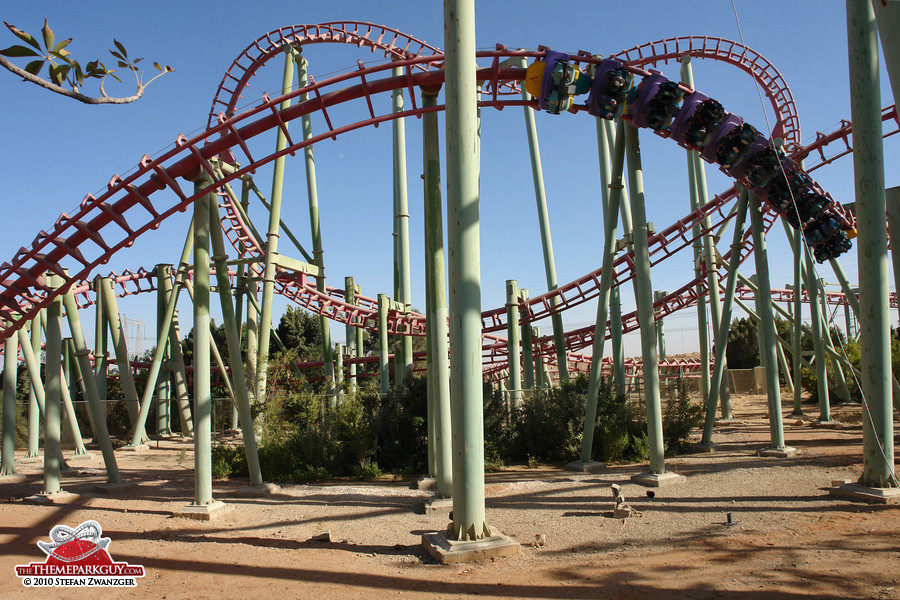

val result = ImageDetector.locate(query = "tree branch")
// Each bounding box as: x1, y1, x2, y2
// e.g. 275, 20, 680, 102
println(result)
0, 53, 143, 104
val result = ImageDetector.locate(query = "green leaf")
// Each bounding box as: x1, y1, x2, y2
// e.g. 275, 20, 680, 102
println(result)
49, 50, 74, 63
4, 22, 41, 51
41, 19, 54, 52
23, 59, 43, 76
153, 61, 163, 71
52, 38, 72, 53
116, 60, 127, 68
109, 49, 124, 61
74, 62, 84, 85
0, 44, 40, 58
113, 39, 127, 59
108, 72, 121, 83
133, 57, 143, 64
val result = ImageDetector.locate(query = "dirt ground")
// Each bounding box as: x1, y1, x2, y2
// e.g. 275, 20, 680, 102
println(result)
1, 393, 899, 600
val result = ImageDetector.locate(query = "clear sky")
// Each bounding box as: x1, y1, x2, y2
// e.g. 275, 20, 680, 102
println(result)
0, 1, 896, 359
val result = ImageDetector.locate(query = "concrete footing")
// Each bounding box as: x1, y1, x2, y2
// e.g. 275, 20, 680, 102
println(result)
715, 418, 746, 425
416, 477, 437, 491
757, 446, 798, 458
694, 443, 717, 453
118, 444, 150, 454
93, 481, 138, 494
564, 460, 604, 473
232, 483, 282, 497
422, 527, 521, 564
24, 491, 80, 505
67, 452, 94, 461
424, 497, 453, 514
811, 420, 842, 429
631, 472, 686, 488
173, 500, 229, 520
829, 483, 900, 504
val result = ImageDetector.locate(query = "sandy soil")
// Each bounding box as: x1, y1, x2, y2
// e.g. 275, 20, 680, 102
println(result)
1, 393, 898, 600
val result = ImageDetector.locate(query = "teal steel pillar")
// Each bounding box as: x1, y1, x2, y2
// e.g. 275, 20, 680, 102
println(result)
208, 189, 263, 486
63, 291, 120, 482
378, 294, 390, 395
804, 247, 831, 421
100, 278, 145, 441
335, 343, 344, 399
749, 193, 787, 449
423, 85, 452, 498
25, 316, 40, 457
43, 274, 64, 494
791, 226, 804, 415
702, 191, 749, 444
580, 118, 626, 463
344, 277, 358, 395
654, 290, 667, 361
58, 357, 87, 456
191, 174, 214, 505
392, 62, 414, 384
168, 308, 194, 437
94, 277, 108, 417
444, 0, 489, 540
505, 280, 522, 409
1, 332, 17, 475
156, 264, 173, 435
624, 123, 666, 474
848, 0, 896, 487
520, 289, 535, 391
687, 148, 711, 401
242, 179, 259, 404
520, 56, 569, 383
297, 53, 336, 396
256, 45, 295, 403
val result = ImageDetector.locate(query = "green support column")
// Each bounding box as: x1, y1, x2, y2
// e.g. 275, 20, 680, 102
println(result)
1, 332, 17, 475
520, 290, 535, 391
702, 190, 749, 444
623, 123, 667, 477
803, 246, 832, 422
686, 151, 711, 401
43, 274, 64, 494
577, 119, 626, 466
190, 175, 215, 507
100, 278, 145, 442
392, 62, 414, 384
94, 278, 109, 418
335, 343, 344, 400
505, 280, 522, 409
422, 86, 453, 498
378, 294, 390, 395
749, 194, 788, 451
654, 290, 667, 361
208, 190, 263, 487
168, 308, 194, 437
256, 45, 296, 404
791, 227, 805, 415
444, 0, 489, 541
601, 120, 631, 398
848, 0, 897, 488
58, 358, 87, 456
297, 53, 336, 397
345, 277, 358, 395
156, 264, 173, 435
63, 291, 121, 482
25, 316, 40, 457
520, 56, 569, 383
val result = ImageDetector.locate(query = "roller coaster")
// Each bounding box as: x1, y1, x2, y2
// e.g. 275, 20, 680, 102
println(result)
1, 20, 897, 519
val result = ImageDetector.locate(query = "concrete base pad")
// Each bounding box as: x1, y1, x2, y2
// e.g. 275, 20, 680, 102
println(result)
118, 444, 150, 454
631, 472, 686, 488
715, 418, 746, 425
424, 497, 453, 514
173, 500, 229, 520
694, 443, 717, 453
422, 527, 521, 564
757, 446, 798, 458
829, 483, 900, 504
24, 491, 80, 505
564, 460, 604, 473
416, 477, 437, 491
811, 420, 842, 429
93, 481, 138, 494
232, 483, 282, 497
67, 452, 94, 461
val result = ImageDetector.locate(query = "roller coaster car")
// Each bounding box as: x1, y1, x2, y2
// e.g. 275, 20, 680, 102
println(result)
701, 116, 756, 169
586, 58, 634, 120
669, 92, 725, 149
630, 72, 683, 131
525, 50, 591, 115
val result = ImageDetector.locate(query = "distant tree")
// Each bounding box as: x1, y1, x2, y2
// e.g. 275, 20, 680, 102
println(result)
275, 306, 324, 361
0, 19, 172, 105
726, 317, 759, 369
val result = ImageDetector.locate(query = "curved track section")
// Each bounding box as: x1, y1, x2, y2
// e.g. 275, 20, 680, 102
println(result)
0, 26, 870, 371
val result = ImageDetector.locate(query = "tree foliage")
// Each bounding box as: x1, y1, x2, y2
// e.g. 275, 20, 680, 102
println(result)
0, 19, 173, 104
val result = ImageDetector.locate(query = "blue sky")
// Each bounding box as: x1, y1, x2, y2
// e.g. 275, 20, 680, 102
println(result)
0, 1, 896, 358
